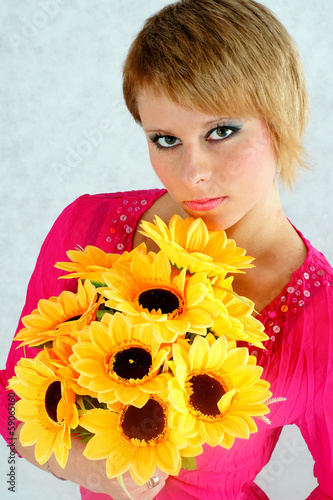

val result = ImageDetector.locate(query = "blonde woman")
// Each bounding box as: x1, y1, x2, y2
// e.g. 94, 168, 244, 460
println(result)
1, 1, 332, 499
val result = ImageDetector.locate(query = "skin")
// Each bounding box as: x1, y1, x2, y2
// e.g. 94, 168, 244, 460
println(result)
133, 89, 308, 313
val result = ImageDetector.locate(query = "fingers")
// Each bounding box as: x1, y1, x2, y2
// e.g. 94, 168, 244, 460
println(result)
141, 469, 168, 499
105, 468, 168, 500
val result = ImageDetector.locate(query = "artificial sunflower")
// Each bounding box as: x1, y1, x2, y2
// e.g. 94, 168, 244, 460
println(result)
47, 336, 97, 398
72, 312, 171, 407
55, 243, 146, 283
140, 215, 254, 277
102, 251, 222, 344
168, 335, 271, 449
14, 279, 104, 347
210, 276, 269, 348
8, 350, 79, 468
80, 391, 202, 485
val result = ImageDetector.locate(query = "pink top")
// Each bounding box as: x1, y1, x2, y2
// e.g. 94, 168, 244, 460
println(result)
1, 189, 332, 500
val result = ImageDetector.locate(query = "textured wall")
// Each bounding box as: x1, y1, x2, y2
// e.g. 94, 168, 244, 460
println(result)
1, 1, 332, 498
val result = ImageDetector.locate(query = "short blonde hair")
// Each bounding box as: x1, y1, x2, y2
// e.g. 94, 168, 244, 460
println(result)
123, 0, 309, 188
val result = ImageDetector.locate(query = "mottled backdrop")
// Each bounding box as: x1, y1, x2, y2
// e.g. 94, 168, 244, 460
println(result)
1, 1, 332, 499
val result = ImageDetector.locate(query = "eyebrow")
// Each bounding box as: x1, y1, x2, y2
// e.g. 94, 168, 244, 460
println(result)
143, 117, 238, 134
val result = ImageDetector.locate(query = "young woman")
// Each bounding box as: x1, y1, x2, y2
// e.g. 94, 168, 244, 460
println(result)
1, 1, 332, 499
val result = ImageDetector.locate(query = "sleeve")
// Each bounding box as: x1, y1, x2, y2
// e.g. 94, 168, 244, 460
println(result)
0, 194, 98, 444
295, 280, 333, 500
296, 368, 333, 500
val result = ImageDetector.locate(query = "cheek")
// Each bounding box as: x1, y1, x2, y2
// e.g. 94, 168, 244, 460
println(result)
150, 155, 164, 177
148, 149, 161, 174
226, 131, 276, 184
149, 151, 173, 187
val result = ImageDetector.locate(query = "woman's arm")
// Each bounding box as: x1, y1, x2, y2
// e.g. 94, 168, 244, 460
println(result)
14, 422, 168, 499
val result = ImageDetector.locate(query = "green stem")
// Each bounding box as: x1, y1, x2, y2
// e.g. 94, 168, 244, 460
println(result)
117, 475, 134, 499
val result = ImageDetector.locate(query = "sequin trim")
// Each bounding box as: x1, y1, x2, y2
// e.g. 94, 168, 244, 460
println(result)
106, 196, 149, 248
248, 265, 331, 358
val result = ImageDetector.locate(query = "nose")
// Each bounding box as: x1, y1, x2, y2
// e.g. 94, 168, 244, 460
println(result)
179, 145, 211, 187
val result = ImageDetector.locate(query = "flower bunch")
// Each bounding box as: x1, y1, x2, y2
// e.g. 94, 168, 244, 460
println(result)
8, 214, 272, 485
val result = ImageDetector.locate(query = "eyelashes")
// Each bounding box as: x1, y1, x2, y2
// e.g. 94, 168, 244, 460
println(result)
148, 124, 241, 151
205, 125, 241, 141
148, 134, 181, 150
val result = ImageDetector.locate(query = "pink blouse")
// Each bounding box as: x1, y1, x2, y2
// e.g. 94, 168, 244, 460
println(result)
1, 189, 332, 500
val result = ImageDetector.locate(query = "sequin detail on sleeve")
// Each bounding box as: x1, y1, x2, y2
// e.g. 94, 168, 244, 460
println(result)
106, 196, 149, 251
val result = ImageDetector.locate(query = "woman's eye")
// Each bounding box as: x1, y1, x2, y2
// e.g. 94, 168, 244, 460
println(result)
156, 136, 180, 148
207, 125, 240, 141
149, 134, 181, 149
208, 126, 234, 141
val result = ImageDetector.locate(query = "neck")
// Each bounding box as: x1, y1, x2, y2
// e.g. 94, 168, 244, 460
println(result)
225, 182, 289, 263
224, 183, 307, 311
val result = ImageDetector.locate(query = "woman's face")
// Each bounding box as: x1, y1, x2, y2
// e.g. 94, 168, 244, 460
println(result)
137, 89, 278, 231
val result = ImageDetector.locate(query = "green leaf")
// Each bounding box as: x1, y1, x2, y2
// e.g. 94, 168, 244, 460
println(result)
96, 307, 116, 321
181, 456, 197, 471
76, 395, 107, 412
72, 425, 94, 443
91, 281, 107, 288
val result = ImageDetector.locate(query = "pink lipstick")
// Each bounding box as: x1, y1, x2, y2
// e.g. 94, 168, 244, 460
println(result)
183, 197, 226, 212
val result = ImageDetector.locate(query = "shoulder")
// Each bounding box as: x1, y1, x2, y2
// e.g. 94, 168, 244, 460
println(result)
299, 231, 333, 306
48, 188, 167, 241
59, 188, 167, 216
256, 228, 332, 360
47, 189, 168, 256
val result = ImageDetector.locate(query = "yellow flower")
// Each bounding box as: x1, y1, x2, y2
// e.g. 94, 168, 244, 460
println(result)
47, 336, 97, 397
168, 335, 271, 449
14, 280, 104, 348
102, 251, 221, 344
210, 276, 269, 348
80, 391, 202, 485
55, 243, 146, 282
8, 350, 79, 468
72, 312, 171, 407
140, 215, 254, 277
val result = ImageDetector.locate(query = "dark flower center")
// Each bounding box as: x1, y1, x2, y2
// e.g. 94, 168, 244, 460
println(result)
189, 374, 225, 417
138, 288, 180, 314
45, 381, 62, 423
111, 347, 152, 380
121, 398, 167, 443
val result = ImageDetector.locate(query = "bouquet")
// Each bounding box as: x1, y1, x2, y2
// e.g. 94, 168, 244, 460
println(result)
8, 214, 272, 488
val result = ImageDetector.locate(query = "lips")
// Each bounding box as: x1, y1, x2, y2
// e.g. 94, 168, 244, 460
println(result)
183, 197, 226, 212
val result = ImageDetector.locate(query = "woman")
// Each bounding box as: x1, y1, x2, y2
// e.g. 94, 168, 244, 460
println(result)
0, 0, 332, 499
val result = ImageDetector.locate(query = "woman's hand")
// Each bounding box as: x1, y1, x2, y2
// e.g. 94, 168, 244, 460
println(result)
92, 468, 168, 499
15, 424, 168, 499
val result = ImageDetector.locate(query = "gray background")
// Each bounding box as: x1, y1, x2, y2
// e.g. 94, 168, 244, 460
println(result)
1, 0, 332, 498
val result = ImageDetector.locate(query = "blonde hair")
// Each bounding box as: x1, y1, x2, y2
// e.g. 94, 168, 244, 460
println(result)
123, 0, 309, 188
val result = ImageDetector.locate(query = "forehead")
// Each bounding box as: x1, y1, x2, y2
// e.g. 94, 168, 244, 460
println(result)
137, 90, 216, 130
136, 88, 244, 128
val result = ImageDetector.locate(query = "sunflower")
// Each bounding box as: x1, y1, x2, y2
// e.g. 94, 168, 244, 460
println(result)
14, 280, 104, 348
72, 312, 172, 407
79, 391, 202, 485
168, 335, 271, 449
101, 251, 222, 344
46, 336, 97, 398
140, 215, 254, 277
8, 350, 79, 468
210, 276, 269, 348
55, 243, 146, 283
